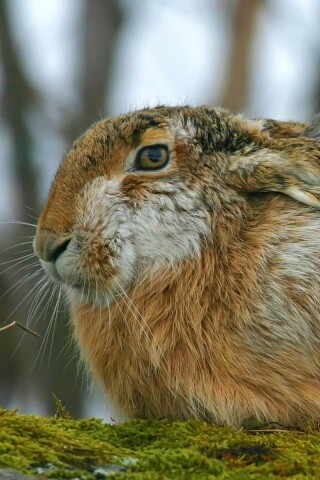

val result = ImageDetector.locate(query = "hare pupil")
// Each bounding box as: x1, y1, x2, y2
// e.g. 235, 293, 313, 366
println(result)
148, 146, 164, 162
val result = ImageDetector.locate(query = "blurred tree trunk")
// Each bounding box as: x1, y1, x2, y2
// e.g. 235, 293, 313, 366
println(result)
67, 0, 124, 141
221, 0, 262, 112
0, 0, 39, 219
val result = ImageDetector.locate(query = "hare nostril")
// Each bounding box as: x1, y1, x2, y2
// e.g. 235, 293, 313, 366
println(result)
49, 238, 72, 262
34, 228, 73, 263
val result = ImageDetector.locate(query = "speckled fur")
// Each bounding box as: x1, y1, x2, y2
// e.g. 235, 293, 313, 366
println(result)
35, 106, 320, 427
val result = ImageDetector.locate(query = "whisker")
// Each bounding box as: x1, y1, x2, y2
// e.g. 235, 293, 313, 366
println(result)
104, 280, 141, 335
106, 292, 113, 331
9, 277, 51, 357
25, 277, 51, 327
107, 291, 130, 333
48, 286, 62, 367
63, 347, 79, 371
88, 275, 93, 314
0, 252, 36, 268
109, 273, 167, 367
58, 325, 75, 359
25, 213, 39, 221
0, 221, 37, 228
34, 283, 59, 368
28, 280, 54, 330
30, 283, 52, 325
3, 277, 48, 328
2, 260, 39, 278
0, 240, 34, 254
11, 277, 50, 356
61, 330, 80, 371
94, 277, 99, 310
0, 267, 43, 301
110, 274, 148, 326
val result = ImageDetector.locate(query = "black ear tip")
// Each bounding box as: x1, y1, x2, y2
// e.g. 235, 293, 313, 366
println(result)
304, 114, 320, 139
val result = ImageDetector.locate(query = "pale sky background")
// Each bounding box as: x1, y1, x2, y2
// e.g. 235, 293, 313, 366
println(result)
1, 0, 320, 417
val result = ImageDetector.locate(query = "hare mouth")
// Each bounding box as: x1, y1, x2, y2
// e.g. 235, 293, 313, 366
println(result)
41, 259, 129, 305
36, 231, 136, 308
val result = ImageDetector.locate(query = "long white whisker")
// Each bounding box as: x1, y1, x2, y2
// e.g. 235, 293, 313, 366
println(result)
109, 273, 167, 366
2, 261, 40, 281
28, 280, 54, 329
104, 277, 145, 335
34, 283, 59, 368
0, 221, 37, 228
3, 278, 47, 327
25, 213, 39, 221
25, 277, 50, 327
0, 255, 37, 275
11, 277, 50, 356
48, 286, 62, 367
108, 291, 130, 331
110, 274, 149, 327
94, 277, 99, 310
0, 267, 43, 301
1, 240, 33, 254
0, 252, 36, 268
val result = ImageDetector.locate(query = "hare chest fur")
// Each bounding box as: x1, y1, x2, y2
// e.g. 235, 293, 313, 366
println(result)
34, 106, 320, 427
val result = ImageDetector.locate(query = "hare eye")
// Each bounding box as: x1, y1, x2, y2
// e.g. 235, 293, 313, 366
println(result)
136, 145, 169, 171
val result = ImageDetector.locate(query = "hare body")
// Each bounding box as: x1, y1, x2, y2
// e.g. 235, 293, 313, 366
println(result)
35, 106, 320, 427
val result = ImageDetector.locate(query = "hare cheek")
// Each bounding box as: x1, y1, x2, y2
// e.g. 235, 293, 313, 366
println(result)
132, 192, 210, 266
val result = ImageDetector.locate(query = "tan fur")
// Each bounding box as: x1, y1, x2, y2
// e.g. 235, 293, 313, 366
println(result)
140, 127, 173, 145
261, 119, 309, 138
34, 106, 320, 427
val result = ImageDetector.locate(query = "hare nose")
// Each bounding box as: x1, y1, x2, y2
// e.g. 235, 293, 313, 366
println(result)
34, 228, 72, 263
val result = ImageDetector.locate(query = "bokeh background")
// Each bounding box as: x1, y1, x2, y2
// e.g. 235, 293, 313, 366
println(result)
1, 0, 320, 419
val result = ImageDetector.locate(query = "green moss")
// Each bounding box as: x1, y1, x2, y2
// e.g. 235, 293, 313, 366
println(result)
1, 408, 320, 478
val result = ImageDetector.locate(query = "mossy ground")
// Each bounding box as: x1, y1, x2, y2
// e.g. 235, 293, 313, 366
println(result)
1, 408, 320, 479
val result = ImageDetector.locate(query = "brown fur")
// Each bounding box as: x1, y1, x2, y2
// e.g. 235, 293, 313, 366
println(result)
34, 106, 320, 427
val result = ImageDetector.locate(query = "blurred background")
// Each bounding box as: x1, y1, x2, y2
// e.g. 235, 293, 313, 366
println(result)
1, 0, 320, 419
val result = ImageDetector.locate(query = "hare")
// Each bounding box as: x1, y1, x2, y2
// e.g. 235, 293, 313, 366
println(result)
34, 106, 320, 428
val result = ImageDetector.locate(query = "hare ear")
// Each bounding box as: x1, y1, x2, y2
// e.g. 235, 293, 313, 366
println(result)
303, 114, 320, 139
261, 115, 320, 140
261, 119, 309, 138
226, 147, 320, 209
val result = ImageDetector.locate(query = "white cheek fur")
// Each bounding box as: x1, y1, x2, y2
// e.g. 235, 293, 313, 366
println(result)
61, 176, 209, 305
131, 185, 210, 268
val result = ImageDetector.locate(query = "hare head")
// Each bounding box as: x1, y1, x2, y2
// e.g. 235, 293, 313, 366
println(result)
34, 106, 320, 427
